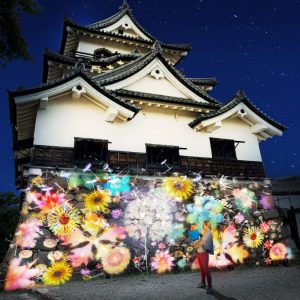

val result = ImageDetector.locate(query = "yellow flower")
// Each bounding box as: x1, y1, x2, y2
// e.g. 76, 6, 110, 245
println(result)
210, 181, 219, 189
84, 190, 111, 212
31, 176, 44, 186
81, 212, 108, 236
174, 250, 183, 258
42, 261, 72, 285
102, 247, 130, 275
186, 246, 194, 252
47, 204, 81, 237
162, 177, 193, 201
103, 208, 111, 214
225, 244, 249, 263
29, 212, 46, 224
243, 227, 264, 248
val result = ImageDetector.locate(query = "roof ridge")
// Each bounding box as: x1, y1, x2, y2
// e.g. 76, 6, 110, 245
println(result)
63, 18, 191, 52
114, 88, 220, 109
92, 50, 156, 82
189, 89, 287, 131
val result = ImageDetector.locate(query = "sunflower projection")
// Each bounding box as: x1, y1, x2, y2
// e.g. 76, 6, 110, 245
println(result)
4, 170, 298, 291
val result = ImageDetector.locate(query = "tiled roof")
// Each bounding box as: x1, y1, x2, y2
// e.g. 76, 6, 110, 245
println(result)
189, 89, 287, 131
271, 176, 300, 195
10, 70, 139, 114
86, 1, 157, 42
45, 48, 140, 65
92, 49, 222, 106
42, 49, 140, 82
188, 77, 218, 87
60, 17, 192, 55
114, 89, 220, 109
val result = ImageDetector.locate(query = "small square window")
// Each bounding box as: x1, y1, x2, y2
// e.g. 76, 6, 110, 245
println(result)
74, 138, 108, 163
146, 144, 180, 166
210, 138, 237, 160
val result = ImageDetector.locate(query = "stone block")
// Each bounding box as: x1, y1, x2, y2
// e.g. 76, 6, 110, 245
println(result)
261, 209, 279, 219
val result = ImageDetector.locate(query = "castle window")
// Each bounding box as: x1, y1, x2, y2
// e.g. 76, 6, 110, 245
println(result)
118, 29, 124, 35
146, 144, 180, 166
210, 138, 237, 160
74, 138, 108, 163
94, 48, 113, 59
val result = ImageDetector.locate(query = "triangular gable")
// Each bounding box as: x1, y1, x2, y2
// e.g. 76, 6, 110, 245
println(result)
86, 1, 154, 42
189, 90, 286, 141
103, 55, 220, 105
99, 14, 152, 41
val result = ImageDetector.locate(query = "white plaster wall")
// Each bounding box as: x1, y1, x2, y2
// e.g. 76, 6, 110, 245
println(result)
34, 95, 262, 161
124, 75, 189, 98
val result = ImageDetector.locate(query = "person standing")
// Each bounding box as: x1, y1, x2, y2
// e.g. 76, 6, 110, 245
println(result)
193, 220, 214, 295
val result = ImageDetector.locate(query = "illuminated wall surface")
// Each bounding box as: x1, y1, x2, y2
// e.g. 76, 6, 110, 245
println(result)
4, 170, 298, 291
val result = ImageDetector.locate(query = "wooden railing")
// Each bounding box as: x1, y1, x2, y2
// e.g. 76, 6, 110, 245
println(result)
30, 145, 265, 178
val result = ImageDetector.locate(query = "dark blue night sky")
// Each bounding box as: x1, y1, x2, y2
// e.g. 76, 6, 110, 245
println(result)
0, 0, 299, 193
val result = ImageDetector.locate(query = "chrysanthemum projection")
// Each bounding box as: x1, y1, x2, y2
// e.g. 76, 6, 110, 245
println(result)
151, 250, 175, 273
48, 204, 81, 237
4, 259, 39, 291
84, 190, 111, 212
162, 177, 193, 201
233, 188, 257, 213
42, 261, 72, 285
243, 227, 264, 248
102, 246, 131, 274
124, 194, 173, 242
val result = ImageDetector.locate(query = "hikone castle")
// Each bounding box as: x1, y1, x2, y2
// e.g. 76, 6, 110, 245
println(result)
4, 1, 298, 291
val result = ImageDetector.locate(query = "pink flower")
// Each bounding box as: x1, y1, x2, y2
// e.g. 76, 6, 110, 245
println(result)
111, 209, 123, 219
69, 243, 94, 267
133, 256, 141, 264
259, 195, 275, 210
270, 243, 287, 260
264, 240, 273, 250
80, 268, 91, 276
260, 222, 270, 233
15, 219, 42, 249
4, 259, 39, 291
158, 242, 166, 250
35, 192, 66, 213
151, 250, 174, 273
234, 212, 245, 224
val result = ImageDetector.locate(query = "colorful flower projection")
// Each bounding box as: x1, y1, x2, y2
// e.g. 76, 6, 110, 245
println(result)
4, 171, 295, 291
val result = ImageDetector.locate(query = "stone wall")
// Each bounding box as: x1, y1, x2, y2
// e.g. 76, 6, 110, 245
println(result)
3, 169, 299, 291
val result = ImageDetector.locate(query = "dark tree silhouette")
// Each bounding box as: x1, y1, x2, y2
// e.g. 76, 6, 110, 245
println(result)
0, 0, 42, 66
0, 192, 20, 262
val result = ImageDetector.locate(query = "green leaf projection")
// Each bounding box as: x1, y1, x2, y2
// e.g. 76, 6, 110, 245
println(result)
4, 170, 296, 291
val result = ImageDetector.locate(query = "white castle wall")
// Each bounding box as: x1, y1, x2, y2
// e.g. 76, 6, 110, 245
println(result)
34, 94, 262, 161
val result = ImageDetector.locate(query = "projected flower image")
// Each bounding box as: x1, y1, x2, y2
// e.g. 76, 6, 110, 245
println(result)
4, 171, 296, 291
